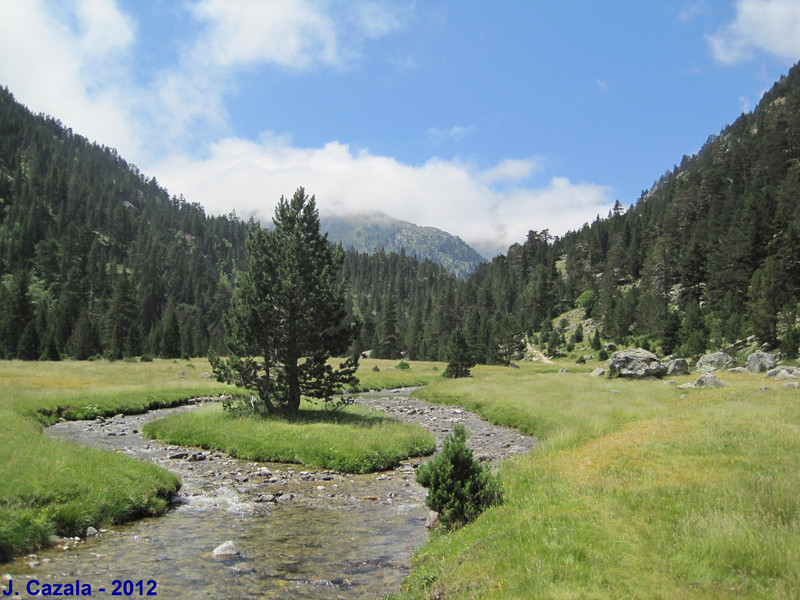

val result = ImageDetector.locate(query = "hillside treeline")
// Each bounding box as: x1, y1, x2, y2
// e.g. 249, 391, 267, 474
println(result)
0, 86, 463, 361
0, 86, 248, 360
448, 62, 800, 360
3, 60, 800, 364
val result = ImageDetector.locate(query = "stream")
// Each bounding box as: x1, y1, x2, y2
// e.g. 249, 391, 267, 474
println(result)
4, 389, 536, 599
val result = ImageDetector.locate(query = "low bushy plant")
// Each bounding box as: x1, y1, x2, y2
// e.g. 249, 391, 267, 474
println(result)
415, 424, 502, 530
396, 360, 411, 370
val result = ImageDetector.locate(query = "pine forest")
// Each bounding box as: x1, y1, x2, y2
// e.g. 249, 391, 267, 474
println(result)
3, 61, 800, 364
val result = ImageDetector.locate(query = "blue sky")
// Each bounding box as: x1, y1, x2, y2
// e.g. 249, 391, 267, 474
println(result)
2, 1, 800, 256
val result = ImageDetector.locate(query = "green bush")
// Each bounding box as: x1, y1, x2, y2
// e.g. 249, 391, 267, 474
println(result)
396, 360, 411, 370
415, 424, 502, 530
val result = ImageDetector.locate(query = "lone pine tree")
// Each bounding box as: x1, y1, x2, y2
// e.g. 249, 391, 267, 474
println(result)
210, 188, 359, 414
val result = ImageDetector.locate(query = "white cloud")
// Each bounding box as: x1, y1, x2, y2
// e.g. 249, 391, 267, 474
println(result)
426, 124, 476, 143
480, 158, 541, 184
0, 0, 142, 157
0, 1, 613, 255
678, 1, 706, 23
708, 0, 800, 64
186, 0, 410, 70
187, 0, 341, 70
154, 136, 613, 254
75, 0, 135, 57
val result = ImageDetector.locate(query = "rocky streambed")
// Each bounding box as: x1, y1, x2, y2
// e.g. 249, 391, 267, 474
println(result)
4, 389, 535, 599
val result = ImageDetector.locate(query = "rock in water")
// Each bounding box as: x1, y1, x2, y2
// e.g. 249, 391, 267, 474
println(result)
608, 349, 666, 379
212, 541, 240, 557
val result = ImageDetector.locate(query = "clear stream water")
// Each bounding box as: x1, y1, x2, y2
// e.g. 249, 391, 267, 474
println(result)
4, 390, 535, 599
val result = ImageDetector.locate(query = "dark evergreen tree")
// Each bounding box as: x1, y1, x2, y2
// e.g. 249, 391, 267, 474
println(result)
210, 189, 359, 414
442, 330, 476, 378
376, 294, 401, 358
161, 307, 182, 359
66, 311, 102, 360
679, 299, 708, 358
16, 322, 40, 361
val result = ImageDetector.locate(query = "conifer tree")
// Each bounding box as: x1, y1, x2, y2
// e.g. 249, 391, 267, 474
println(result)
442, 330, 476, 378
161, 307, 182, 359
377, 294, 401, 358
210, 188, 359, 414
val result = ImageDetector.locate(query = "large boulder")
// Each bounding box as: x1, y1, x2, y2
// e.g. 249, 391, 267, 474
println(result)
766, 367, 798, 380
608, 349, 667, 379
696, 352, 736, 373
745, 351, 776, 373
693, 373, 725, 389
666, 358, 690, 376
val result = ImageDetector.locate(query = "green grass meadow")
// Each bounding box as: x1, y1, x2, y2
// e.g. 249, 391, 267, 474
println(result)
395, 361, 800, 599
5, 355, 798, 599
143, 401, 435, 473
140, 358, 444, 473
0, 357, 442, 562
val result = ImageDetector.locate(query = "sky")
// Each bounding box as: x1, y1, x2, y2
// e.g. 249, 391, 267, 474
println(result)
2, 1, 800, 257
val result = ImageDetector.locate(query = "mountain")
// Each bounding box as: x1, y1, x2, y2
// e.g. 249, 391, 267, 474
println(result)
0, 85, 462, 362
0, 86, 250, 360
452, 61, 800, 360
321, 213, 485, 279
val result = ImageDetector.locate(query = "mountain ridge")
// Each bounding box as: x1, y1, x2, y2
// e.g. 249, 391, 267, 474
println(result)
321, 212, 485, 279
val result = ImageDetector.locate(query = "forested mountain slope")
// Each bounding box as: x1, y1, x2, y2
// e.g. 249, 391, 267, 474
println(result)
0, 86, 461, 361
455, 61, 800, 360
323, 213, 485, 279
4, 59, 799, 365
0, 86, 250, 360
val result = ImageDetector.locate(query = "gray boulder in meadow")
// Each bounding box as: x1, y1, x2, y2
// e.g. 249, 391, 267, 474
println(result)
766, 367, 798, 379
745, 351, 776, 373
608, 348, 666, 379
693, 373, 725, 389
666, 358, 690, 376
696, 352, 735, 373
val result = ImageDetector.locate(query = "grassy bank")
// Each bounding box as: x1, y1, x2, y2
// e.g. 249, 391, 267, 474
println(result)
0, 358, 444, 562
0, 358, 234, 424
395, 361, 800, 599
0, 359, 226, 562
144, 401, 435, 473
348, 358, 446, 390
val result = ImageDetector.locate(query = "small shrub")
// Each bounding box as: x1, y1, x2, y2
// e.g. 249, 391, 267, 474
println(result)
371, 365, 381, 372
576, 355, 586, 365
416, 424, 503, 530
396, 360, 411, 370
598, 349, 609, 361
140, 354, 154, 362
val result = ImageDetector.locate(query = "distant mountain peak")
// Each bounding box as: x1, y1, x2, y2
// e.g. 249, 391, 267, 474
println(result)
320, 212, 485, 279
